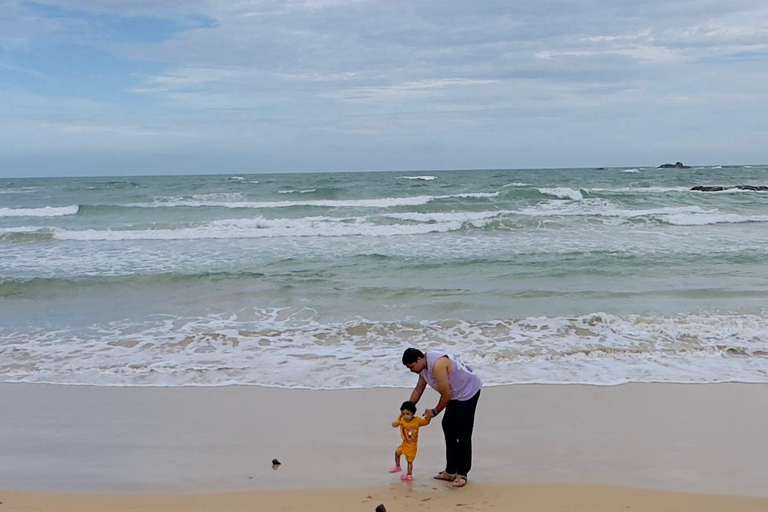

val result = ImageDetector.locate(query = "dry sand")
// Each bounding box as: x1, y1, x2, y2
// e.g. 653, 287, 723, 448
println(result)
2, 383, 768, 511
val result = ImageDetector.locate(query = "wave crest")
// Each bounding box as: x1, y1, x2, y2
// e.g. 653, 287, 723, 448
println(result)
0, 205, 79, 218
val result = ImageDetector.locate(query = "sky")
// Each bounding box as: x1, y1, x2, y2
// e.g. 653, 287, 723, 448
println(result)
1, 0, 768, 177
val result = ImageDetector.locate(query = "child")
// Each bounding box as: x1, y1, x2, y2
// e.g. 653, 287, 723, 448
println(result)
390, 400, 430, 481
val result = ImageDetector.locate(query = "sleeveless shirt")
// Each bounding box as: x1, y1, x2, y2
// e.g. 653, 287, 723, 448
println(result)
420, 350, 482, 401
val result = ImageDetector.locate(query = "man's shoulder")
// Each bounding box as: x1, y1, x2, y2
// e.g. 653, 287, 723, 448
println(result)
432, 354, 451, 370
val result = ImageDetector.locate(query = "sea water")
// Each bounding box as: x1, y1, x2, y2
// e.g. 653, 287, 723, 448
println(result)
1, 166, 767, 388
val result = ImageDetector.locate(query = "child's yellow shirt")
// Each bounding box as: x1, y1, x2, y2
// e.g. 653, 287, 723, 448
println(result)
394, 416, 430, 447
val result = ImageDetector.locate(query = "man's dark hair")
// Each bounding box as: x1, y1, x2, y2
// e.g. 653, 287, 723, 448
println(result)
400, 401, 417, 414
402, 348, 424, 366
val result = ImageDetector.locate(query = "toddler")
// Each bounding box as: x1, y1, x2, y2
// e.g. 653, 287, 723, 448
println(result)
390, 400, 430, 481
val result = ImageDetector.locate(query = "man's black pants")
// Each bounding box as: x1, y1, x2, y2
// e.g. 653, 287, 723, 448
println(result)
441, 389, 480, 477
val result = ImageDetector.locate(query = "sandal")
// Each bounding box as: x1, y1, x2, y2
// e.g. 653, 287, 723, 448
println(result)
434, 471, 456, 481
452, 475, 468, 488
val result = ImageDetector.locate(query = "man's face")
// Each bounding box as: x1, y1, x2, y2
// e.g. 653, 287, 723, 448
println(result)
406, 357, 425, 374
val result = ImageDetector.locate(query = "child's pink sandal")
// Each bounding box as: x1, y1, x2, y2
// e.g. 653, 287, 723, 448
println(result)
401, 474, 413, 481
389, 466, 402, 473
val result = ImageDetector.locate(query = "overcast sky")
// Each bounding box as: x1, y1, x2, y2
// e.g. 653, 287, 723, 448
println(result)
1, 0, 767, 177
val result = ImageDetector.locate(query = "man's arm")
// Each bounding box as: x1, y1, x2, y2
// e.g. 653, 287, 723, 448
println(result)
425, 357, 451, 418
409, 375, 427, 404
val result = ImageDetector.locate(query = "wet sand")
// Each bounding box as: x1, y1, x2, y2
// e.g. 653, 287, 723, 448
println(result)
2, 383, 767, 510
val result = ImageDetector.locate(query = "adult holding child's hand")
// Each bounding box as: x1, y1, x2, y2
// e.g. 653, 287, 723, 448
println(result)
402, 348, 482, 488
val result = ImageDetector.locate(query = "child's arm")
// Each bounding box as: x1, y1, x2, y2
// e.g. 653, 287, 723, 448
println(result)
418, 415, 431, 426
392, 418, 402, 428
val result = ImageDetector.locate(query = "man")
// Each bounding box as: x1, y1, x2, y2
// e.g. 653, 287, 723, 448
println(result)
402, 347, 482, 488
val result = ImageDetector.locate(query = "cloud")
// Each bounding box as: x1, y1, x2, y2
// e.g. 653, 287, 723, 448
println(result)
2, 0, 768, 176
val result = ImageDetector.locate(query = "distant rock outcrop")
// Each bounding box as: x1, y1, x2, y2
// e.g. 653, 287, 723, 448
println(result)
691, 185, 768, 192
658, 161, 690, 169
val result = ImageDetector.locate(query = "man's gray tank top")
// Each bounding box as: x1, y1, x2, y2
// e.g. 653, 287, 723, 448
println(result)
420, 350, 482, 402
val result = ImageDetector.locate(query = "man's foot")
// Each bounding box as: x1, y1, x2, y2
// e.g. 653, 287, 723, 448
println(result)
452, 475, 468, 488
433, 471, 456, 481
401, 474, 413, 481
389, 466, 402, 473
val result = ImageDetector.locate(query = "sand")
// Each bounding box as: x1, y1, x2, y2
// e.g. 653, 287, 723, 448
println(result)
2, 383, 768, 511
4, 483, 768, 512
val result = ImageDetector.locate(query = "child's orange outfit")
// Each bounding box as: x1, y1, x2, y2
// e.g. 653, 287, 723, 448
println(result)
393, 416, 430, 462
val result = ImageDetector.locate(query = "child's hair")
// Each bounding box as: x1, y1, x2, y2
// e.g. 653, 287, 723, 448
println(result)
400, 401, 417, 414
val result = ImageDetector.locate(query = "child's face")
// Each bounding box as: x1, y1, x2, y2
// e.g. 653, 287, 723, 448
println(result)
401, 409, 414, 421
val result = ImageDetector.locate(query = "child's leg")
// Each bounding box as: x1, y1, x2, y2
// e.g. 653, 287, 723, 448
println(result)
389, 448, 403, 473
400, 455, 414, 480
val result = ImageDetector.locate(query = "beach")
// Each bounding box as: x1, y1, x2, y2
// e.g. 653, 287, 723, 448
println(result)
3, 169, 768, 510
3, 382, 768, 511
5, 0, 768, 507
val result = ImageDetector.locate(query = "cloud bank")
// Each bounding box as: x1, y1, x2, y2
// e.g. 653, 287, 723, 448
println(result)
1, 0, 767, 176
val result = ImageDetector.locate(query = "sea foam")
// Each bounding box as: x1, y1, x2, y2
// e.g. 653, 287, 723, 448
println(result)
0, 205, 79, 217
2, 310, 767, 388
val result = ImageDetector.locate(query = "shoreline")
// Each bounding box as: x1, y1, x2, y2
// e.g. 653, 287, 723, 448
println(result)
4, 483, 768, 512
2, 382, 768, 507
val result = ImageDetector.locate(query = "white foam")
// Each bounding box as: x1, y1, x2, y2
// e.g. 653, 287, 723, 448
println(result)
278, 189, 316, 194
0, 187, 37, 194
127, 196, 432, 209
502, 182, 531, 187
0, 205, 79, 217
519, 199, 714, 220
49, 215, 489, 240
123, 193, 499, 210
33, 201, 761, 241
662, 213, 768, 226
622, 169, 640, 173
2, 311, 768, 388
589, 186, 691, 194
384, 211, 506, 225
538, 187, 583, 201
229, 176, 245, 181
451, 192, 501, 199
0, 226, 50, 235
397, 176, 437, 181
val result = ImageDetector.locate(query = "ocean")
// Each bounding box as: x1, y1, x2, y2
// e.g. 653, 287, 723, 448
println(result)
1, 166, 767, 388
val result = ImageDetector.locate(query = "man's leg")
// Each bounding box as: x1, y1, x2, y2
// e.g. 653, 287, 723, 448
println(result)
441, 400, 459, 475
455, 390, 480, 478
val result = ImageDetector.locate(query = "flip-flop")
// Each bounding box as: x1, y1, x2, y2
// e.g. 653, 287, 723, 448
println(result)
452, 475, 468, 488
401, 474, 413, 481
434, 471, 456, 481
389, 466, 402, 473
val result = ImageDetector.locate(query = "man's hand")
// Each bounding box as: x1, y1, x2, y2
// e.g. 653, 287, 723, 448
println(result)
423, 408, 436, 420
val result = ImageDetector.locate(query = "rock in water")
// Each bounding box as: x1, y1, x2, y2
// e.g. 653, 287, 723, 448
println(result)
658, 161, 690, 169
692, 185, 768, 192
375, 505, 387, 512
691, 186, 725, 191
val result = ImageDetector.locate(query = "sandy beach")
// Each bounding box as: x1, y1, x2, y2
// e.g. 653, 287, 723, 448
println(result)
2, 383, 768, 511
